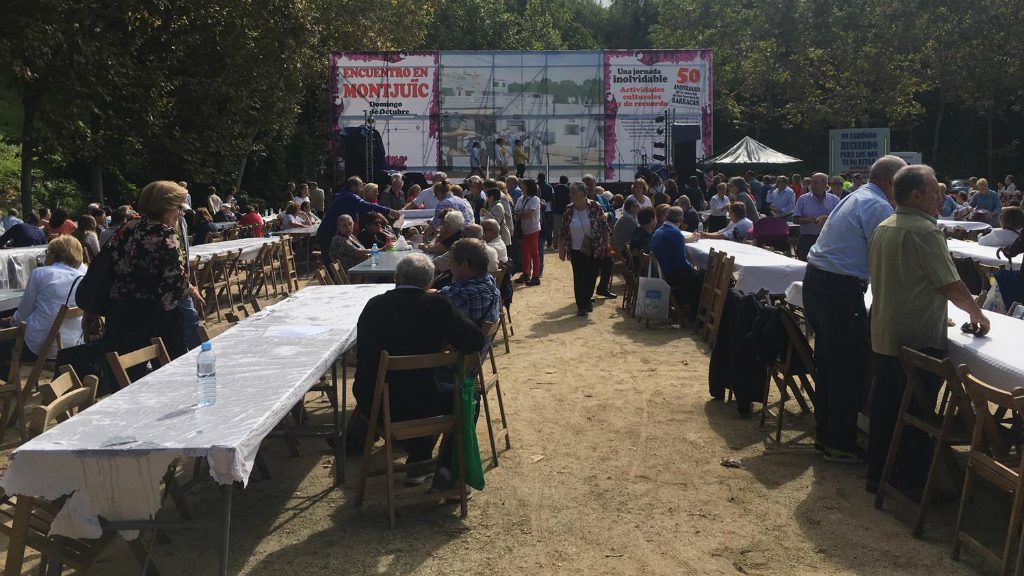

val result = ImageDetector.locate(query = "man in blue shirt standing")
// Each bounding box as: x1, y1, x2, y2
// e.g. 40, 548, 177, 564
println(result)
317, 176, 398, 264
766, 175, 796, 221
803, 155, 907, 464
650, 207, 701, 318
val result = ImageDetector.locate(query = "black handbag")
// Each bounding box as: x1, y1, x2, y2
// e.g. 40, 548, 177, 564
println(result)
75, 247, 113, 315
56, 278, 117, 395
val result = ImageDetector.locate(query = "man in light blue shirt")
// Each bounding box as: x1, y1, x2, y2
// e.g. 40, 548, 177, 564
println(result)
1, 209, 24, 231
802, 154, 907, 465
766, 176, 796, 220
968, 178, 1001, 226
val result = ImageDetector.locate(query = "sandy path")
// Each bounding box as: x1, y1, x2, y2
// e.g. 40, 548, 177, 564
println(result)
5, 254, 991, 575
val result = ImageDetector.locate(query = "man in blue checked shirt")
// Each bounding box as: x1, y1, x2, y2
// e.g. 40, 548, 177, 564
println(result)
803, 154, 907, 466
438, 238, 501, 326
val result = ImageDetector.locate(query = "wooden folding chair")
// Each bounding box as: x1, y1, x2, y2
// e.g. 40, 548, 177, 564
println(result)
354, 349, 470, 529
315, 264, 334, 286
760, 306, 816, 448
493, 265, 512, 354
278, 235, 300, 292
694, 248, 724, 331
477, 321, 511, 468
874, 348, 973, 538
703, 254, 735, 347
31, 368, 98, 433
22, 305, 85, 424
953, 365, 1024, 575
0, 325, 26, 443
105, 337, 172, 391
328, 259, 351, 285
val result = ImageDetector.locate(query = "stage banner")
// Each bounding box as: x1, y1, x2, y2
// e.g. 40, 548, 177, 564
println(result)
438, 51, 604, 181
330, 51, 440, 175
330, 50, 711, 183
603, 50, 713, 181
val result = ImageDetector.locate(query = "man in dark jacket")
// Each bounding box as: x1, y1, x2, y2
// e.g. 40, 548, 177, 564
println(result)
354, 253, 485, 485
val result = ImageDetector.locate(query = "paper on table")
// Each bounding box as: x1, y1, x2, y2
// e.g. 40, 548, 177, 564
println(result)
263, 325, 334, 338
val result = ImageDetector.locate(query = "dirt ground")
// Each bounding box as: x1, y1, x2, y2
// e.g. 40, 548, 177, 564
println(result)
0, 251, 998, 575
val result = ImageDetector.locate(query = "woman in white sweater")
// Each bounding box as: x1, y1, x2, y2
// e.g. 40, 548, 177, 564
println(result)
978, 206, 1023, 248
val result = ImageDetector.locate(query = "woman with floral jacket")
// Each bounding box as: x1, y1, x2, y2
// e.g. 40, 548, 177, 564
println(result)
108, 181, 200, 368
559, 181, 611, 317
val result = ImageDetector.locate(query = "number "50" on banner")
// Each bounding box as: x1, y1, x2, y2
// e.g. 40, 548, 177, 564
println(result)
676, 68, 701, 84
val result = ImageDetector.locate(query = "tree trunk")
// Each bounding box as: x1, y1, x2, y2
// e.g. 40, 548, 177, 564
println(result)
90, 162, 104, 205
19, 89, 40, 215
986, 107, 994, 178
931, 93, 945, 170
234, 151, 247, 193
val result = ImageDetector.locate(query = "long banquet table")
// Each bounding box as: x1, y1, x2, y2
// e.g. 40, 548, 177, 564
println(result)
784, 280, 1024, 391
348, 248, 424, 282
0, 283, 392, 575
190, 236, 278, 263
0, 246, 47, 289
684, 238, 807, 294
947, 238, 1021, 270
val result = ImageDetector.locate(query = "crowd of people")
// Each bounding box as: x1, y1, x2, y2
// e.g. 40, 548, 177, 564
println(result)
0, 157, 1018, 497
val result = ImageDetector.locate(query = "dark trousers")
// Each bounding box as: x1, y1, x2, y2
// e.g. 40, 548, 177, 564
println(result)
596, 255, 613, 293
515, 164, 526, 178
707, 215, 728, 232
665, 268, 704, 321
570, 250, 600, 312
106, 301, 186, 382
867, 349, 943, 488
0, 342, 37, 382
803, 265, 869, 453
318, 235, 332, 266
795, 234, 818, 262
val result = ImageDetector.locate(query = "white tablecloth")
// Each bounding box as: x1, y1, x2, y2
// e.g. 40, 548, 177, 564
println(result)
274, 225, 319, 236
947, 238, 1020, 270
937, 218, 991, 233
685, 239, 806, 294
190, 237, 278, 263
785, 280, 1023, 392
0, 284, 392, 539
0, 246, 47, 289
947, 306, 1024, 391
400, 209, 434, 219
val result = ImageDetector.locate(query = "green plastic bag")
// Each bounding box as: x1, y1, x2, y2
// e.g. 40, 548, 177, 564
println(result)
449, 360, 485, 491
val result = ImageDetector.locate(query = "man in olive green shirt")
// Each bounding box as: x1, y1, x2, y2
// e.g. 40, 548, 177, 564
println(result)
865, 164, 990, 493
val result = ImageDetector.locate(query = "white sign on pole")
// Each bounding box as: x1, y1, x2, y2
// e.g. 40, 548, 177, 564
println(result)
828, 128, 890, 175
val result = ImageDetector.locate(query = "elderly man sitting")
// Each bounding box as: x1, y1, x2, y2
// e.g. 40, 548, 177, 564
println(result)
649, 206, 703, 318
612, 196, 640, 254
438, 239, 501, 326
354, 253, 485, 487
434, 223, 498, 274
481, 218, 509, 266
419, 210, 465, 256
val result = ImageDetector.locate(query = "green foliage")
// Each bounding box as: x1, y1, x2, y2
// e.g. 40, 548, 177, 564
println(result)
0, 0, 1022, 203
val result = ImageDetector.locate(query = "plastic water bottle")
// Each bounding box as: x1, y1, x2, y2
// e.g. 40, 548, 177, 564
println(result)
371, 243, 380, 267
197, 342, 217, 407
698, 218, 704, 234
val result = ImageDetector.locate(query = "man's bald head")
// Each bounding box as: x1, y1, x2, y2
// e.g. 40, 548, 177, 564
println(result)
868, 155, 908, 186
